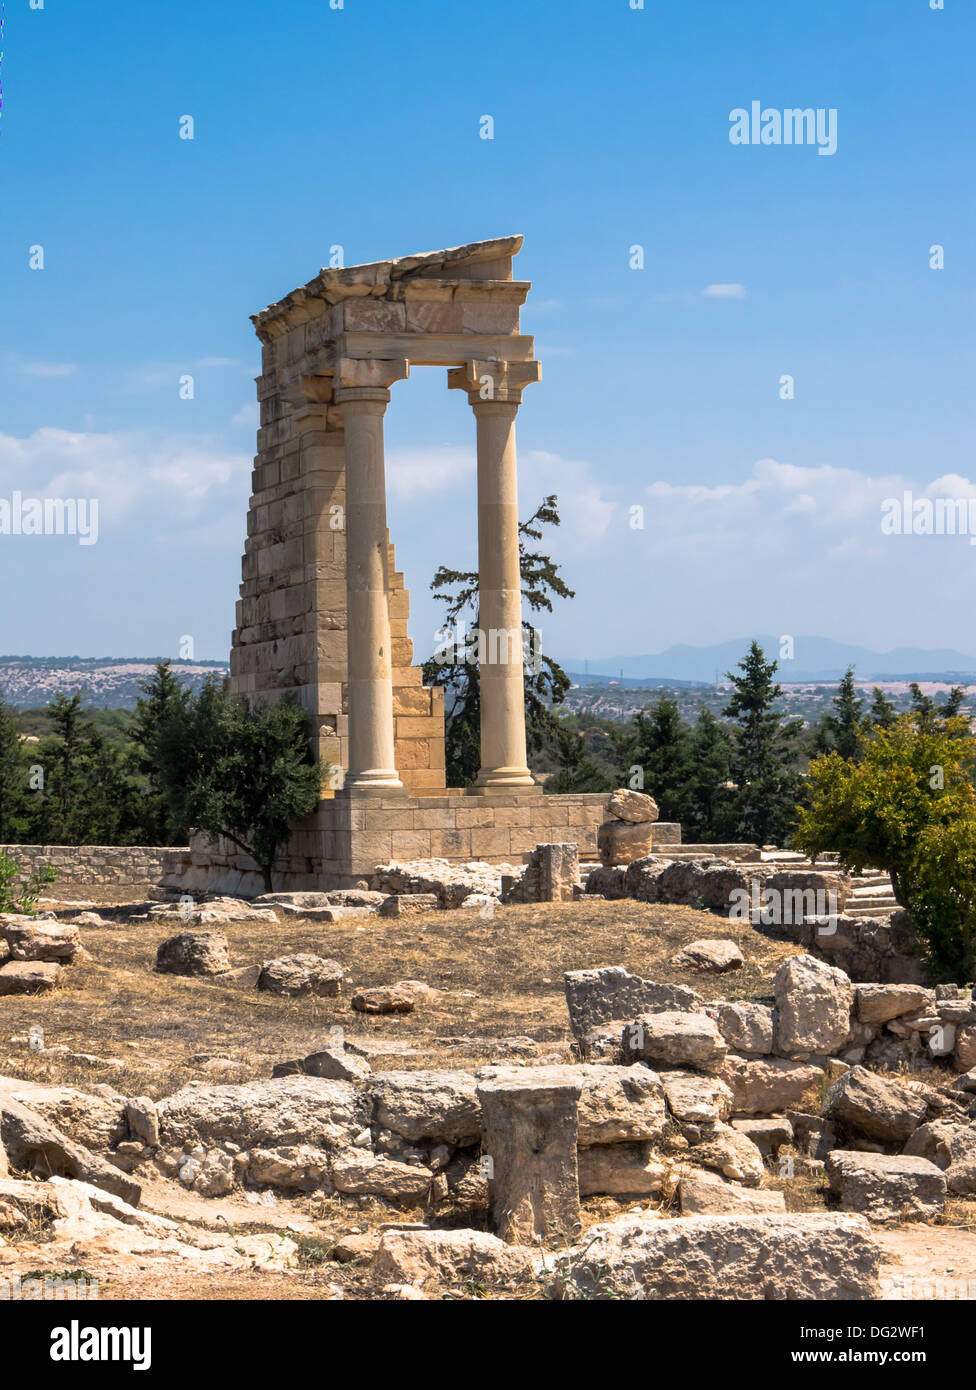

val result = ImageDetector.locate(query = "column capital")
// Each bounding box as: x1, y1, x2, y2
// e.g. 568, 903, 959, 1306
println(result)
334, 357, 409, 404
447, 358, 541, 405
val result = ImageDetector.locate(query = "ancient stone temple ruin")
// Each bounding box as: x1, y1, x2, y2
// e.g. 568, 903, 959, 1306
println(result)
169, 238, 615, 894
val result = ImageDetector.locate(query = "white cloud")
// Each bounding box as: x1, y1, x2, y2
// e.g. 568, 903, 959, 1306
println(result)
20, 362, 79, 378
387, 445, 475, 499
701, 283, 747, 299
231, 402, 260, 427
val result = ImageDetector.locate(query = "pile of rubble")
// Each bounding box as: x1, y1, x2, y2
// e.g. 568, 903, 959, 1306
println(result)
0, 915, 87, 996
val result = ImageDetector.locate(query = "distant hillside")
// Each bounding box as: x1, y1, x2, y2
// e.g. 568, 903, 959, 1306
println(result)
560, 636, 976, 684
0, 657, 230, 710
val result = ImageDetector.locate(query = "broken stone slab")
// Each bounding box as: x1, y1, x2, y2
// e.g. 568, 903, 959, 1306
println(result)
2, 920, 80, 962
370, 1070, 482, 1146
0, 960, 63, 994
372, 859, 522, 908
213, 963, 263, 990
253, 890, 385, 910
722, 1054, 823, 1115
729, 1115, 794, 1156
705, 1001, 774, 1055
904, 1120, 976, 1196
352, 980, 431, 1014
825, 1150, 947, 1224
954, 1025, 976, 1072
258, 955, 343, 998
331, 1150, 434, 1206
672, 939, 744, 973
371, 1228, 536, 1290
681, 1122, 765, 1186
621, 1011, 727, 1070
658, 1070, 734, 1125
564, 966, 702, 1040
826, 1066, 928, 1143
156, 1076, 369, 1152
272, 1044, 371, 1084
125, 1096, 160, 1148
474, 1063, 669, 1146
155, 930, 231, 977
378, 893, 440, 918
855, 984, 933, 1024
773, 954, 853, 1057
477, 1071, 582, 1246
0, 1079, 127, 1151
243, 1144, 331, 1192
606, 789, 659, 824
274, 904, 376, 923
564, 967, 703, 1044
679, 1174, 787, 1216
0, 1092, 140, 1206
552, 1212, 881, 1300
577, 1143, 667, 1197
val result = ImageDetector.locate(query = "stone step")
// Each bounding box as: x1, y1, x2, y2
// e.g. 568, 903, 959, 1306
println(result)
846, 905, 896, 918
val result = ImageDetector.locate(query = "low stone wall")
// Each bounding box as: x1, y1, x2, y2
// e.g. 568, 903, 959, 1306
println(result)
0, 844, 187, 889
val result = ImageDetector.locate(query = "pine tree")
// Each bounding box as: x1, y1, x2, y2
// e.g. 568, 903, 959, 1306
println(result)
814, 666, 865, 760
545, 717, 613, 794
867, 687, 897, 730
131, 660, 192, 842
423, 495, 573, 787
723, 641, 803, 846
0, 692, 28, 843
37, 694, 142, 844
682, 707, 734, 842
618, 694, 692, 823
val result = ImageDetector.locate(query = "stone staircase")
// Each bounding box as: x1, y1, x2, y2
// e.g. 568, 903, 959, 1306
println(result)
845, 870, 898, 918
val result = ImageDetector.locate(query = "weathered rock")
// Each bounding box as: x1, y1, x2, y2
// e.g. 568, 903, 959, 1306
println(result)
622, 1011, 727, 1070
475, 1063, 668, 1146
553, 1212, 881, 1300
723, 1055, 823, 1115
378, 894, 440, 918
331, 1150, 433, 1206
125, 1096, 159, 1148
679, 1174, 787, 1216
370, 1070, 481, 1146
598, 819, 655, 866
826, 1150, 946, 1224
0, 1092, 140, 1206
503, 844, 580, 905
155, 931, 231, 977
2, 920, 80, 962
477, 1071, 581, 1245
658, 1070, 734, 1125
294, 1045, 371, 1084
352, 981, 430, 1014
730, 1115, 794, 1156
685, 1122, 765, 1186
673, 939, 744, 973
827, 1066, 928, 1143
156, 1077, 368, 1152
606, 789, 659, 824
0, 960, 62, 994
372, 860, 522, 909
0, 1079, 127, 1152
855, 984, 933, 1025
564, 966, 701, 1040
581, 865, 629, 900
903, 1121, 976, 1195
371, 1228, 535, 1290
577, 1143, 666, 1197
246, 1145, 331, 1191
773, 954, 853, 1057
954, 1025, 976, 1073
257, 954, 343, 998
706, 1001, 774, 1055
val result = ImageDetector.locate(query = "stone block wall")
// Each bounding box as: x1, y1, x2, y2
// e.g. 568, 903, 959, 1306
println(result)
0, 845, 186, 888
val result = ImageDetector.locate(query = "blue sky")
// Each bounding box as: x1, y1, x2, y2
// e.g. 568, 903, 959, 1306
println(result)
1, 0, 973, 668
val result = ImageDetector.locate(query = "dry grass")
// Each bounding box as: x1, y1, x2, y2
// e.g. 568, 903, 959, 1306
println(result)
2, 893, 802, 1096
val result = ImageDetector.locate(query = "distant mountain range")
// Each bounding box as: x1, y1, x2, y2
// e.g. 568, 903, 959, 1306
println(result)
559, 637, 976, 685
0, 657, 229, 710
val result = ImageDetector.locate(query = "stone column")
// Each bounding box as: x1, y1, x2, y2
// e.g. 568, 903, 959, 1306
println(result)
477, 1068, 581, 1246
448, 360, 541, 791
334, 358, 409, 790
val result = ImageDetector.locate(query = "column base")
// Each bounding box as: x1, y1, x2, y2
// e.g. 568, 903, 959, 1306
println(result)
343, 771, 404, 791
470, 767, 541, 794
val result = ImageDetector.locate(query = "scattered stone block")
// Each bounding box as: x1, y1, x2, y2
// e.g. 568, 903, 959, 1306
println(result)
723, 1055, 823, 1115
827, 1065, 928, 1143
378, 894, 440, 918
0, 1092, 140, 1206
658, 1070, 734, 1125
622, 1011, 727, 1070
577, 1143, 666, 1197
855, 984, 932, 1024
2, 921, 80, 962
597, 819, 654, 866
773, 954, 853, 1057
331, 1150, 433, 1206
352, 980, 429, 1014
155, 931, 231, 978
553, 1212, 881, 1300
826, 1150, 946, 1224
371, 1228, 535, 1290
0, 960, 62, 994
706, 1001, 774, 1055
606, 789, 659, 824
503, 843, 580, 904
564, 966, 701, 1041
257, 955, 343, 998
679, 1174, 786, 1216
673, 939, 743, 973
370, 1070, 482, 1146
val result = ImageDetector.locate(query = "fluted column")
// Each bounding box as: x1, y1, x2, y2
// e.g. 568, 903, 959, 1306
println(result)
448, 359, 541, 790
334, 358, 408, 790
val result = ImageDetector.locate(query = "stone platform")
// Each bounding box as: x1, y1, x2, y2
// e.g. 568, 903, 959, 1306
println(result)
160, 793, 681, 898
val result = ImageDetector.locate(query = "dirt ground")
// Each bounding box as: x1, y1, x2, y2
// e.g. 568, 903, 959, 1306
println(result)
2, 885, 975, 1300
